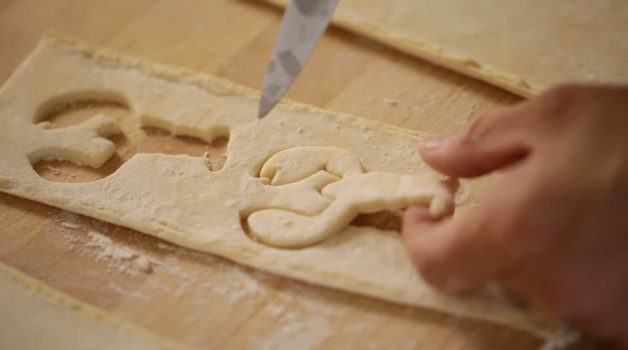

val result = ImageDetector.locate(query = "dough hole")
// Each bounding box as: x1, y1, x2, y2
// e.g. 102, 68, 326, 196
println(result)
241, 210, 404, 249
33, 100, 228, 182
352, 210, 403, 233
33, 89, 130, 123
140, 128, 228, 172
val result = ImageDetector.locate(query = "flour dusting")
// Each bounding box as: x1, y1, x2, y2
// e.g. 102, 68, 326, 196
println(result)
60, 221, 82, 230
69, 226, 153, 275
210, 267, 265, 304
51, 211, 358, 349
87, 230, 136, 261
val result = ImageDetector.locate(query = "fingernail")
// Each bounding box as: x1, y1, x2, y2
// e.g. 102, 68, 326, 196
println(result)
421, 136, 445, 151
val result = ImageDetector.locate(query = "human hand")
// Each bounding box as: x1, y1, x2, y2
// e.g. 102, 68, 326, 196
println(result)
402, 85, 628, 346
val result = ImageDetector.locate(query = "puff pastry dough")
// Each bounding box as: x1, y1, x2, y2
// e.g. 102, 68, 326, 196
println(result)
0, 34, 569, 341
261, 0, 628, 97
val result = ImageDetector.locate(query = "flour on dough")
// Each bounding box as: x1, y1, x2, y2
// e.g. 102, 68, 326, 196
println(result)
0, 33, 569, 341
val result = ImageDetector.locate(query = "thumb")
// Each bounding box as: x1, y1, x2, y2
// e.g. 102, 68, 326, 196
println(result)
420, 104, 532, 178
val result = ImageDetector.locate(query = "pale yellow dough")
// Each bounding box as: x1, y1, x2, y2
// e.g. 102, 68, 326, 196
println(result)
260, 0, 628, 97
0, 34, 568, 340
249, 146, 458, 248
0, 263, 185, 350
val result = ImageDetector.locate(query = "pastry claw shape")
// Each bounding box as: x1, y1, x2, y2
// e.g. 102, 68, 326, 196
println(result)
246, 146, 457, 248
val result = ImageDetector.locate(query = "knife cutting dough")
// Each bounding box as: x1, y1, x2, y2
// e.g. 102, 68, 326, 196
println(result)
0, 0, 627, 348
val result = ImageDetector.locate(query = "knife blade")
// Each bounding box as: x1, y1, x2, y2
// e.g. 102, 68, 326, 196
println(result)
258, 0, 340, 119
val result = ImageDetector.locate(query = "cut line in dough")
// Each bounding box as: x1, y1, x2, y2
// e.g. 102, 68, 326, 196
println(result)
32, 99, 225, 183
0, 33, 570, 341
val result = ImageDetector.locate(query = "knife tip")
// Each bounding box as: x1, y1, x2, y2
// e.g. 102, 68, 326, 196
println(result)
257, 95, 274, 119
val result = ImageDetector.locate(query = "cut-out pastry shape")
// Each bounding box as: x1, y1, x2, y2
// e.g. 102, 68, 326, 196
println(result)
32, 97, 225, 183
0, 34, 570, 341
245, 146, 457, 248
29, 113, 121, 168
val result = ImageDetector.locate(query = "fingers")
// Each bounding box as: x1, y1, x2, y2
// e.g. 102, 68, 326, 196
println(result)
407, 86, 628, 346
406, 101, 536, 290
401, 162, 540, 293
401, 205, 504, 293
420, 103, 533, 178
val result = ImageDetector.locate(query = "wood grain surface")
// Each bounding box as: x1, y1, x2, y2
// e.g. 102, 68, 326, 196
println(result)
0, 0, 596, 349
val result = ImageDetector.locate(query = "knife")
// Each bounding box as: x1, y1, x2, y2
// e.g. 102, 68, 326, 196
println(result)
258, 0, 340, 119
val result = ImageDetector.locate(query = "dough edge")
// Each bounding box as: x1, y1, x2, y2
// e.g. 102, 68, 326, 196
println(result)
0, 32, 575, 343
258, 0, 538, 98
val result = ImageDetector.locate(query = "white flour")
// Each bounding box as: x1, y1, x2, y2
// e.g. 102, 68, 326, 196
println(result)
53, 211, 153, 276
86, 230, 136, 261
82, 229, 153, 276
60, 221, 82, 230
50, 211, 369, 350
50, 206, 574, 350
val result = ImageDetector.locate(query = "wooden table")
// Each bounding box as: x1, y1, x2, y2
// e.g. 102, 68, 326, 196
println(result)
0, 0, 594, 349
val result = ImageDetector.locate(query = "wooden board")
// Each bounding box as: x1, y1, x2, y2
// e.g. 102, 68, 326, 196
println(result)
0, 0, 595, 349
0, 263, 185, 350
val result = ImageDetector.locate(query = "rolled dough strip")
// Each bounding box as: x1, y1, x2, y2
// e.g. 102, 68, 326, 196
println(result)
0, 33, 571, 342
259, 0, 628, 97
